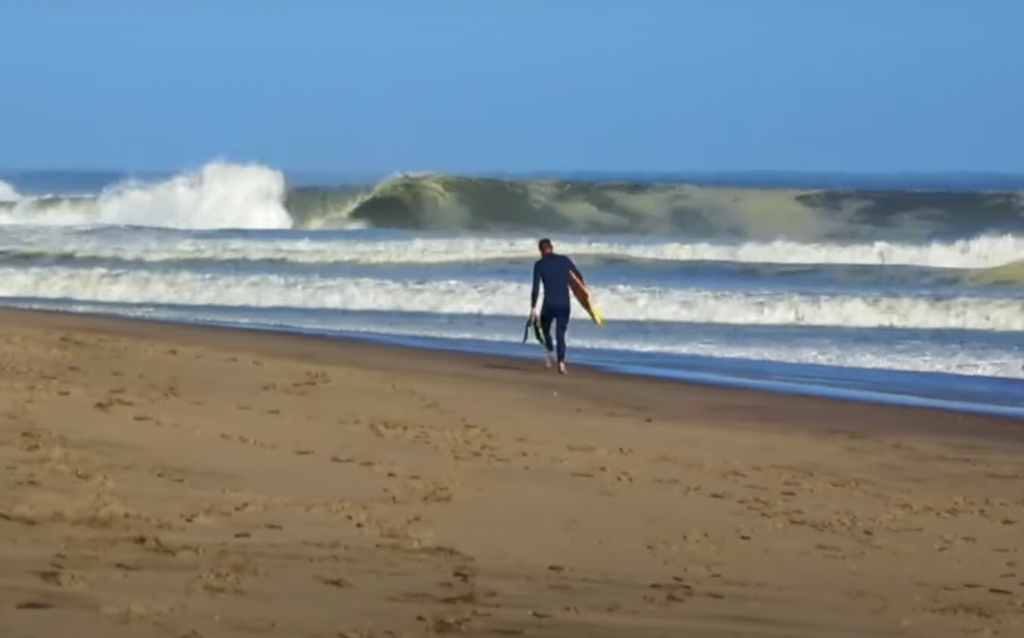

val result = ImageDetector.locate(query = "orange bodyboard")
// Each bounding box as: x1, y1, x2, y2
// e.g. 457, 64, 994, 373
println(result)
568, 272, 604, 325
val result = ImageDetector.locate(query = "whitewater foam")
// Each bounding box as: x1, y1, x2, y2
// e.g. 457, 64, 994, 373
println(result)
3, 229, 1024, 271
3, 265, 1023, 331
0, 163, 292, 230
0, 181, 19, 202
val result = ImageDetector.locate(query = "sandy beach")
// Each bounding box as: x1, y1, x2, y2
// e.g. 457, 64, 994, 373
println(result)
0, 308, 1021, 638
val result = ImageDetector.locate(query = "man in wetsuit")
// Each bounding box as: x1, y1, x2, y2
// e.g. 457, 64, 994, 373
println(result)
529, 238, 585, 375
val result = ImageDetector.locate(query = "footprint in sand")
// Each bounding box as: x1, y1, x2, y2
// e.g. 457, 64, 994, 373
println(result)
36, 569, 87, 589
367, 420, 414, 439
316, 575, 352, 589
15, 601, 56, 609
219, 433, 279, 450
72, 468, 115, 488
417, 479, 456, 504
294, 370, 333, 388
154, 469, 187, 484
93, 397, 134, 411
192, 565, 247, 598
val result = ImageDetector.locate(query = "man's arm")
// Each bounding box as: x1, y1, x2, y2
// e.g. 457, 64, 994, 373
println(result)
567, 257, 585, 284
530, 260, 541, 309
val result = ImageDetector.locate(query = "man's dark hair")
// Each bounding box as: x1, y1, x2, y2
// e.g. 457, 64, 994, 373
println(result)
538, 238, 553, 251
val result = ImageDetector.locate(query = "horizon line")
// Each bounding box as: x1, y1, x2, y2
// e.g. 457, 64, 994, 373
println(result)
2, 166, 1024, 178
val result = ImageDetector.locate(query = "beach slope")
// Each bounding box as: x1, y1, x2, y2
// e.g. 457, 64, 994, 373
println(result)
0, 309, 1021, 637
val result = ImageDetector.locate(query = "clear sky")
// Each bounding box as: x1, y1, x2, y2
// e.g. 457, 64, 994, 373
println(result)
1, 1, 1021, 174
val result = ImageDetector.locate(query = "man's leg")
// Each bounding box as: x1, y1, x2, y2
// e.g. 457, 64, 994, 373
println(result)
555, 305, 570, 371
539, 307, 556, 368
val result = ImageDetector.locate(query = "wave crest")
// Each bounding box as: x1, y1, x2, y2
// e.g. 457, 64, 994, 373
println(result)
0, 163, 291, 230
295, 172, 1024, 242
3, 162, 1024, 242
0, 181, 19, 202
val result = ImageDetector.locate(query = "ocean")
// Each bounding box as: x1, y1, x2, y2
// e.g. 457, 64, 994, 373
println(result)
2, 162, 1024, 418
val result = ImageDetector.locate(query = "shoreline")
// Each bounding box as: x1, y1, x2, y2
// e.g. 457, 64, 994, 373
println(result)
3, 306, 1023, 441
1, 307, 1023, 636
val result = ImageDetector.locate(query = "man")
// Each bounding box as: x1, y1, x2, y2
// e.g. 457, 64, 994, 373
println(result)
529, 238, 584, 375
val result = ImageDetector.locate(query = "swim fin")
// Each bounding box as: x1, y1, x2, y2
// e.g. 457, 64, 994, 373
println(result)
522, 316, 545, 346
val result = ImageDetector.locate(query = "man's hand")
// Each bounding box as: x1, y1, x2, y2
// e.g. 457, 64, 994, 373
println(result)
529, 307, 538, 320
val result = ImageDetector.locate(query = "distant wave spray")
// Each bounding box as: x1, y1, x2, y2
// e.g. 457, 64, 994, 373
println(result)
0, 181, 19, 203
0, 163, 291, 230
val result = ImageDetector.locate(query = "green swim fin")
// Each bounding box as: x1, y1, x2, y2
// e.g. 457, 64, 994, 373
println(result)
522, 316, 545, 346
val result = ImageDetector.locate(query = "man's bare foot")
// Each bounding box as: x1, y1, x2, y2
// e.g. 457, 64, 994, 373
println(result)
545, 352, 555, 369
558, 361, 567, 375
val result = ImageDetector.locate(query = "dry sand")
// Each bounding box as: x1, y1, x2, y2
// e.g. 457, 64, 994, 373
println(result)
0, 308, 1021, 638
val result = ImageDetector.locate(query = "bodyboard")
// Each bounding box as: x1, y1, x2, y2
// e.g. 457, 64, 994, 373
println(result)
568, 272, 605, 325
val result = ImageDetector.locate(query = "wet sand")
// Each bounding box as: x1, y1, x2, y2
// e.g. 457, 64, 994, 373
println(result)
0, 308, 1021, 638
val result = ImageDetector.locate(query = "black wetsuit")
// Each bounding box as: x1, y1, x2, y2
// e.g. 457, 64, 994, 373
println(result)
530, 253, 583, 363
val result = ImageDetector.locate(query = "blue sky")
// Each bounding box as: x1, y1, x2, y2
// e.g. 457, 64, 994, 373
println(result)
1, 1, 1021, 174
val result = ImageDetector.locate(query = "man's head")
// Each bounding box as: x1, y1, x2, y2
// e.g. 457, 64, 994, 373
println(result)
538, 238, 554, 255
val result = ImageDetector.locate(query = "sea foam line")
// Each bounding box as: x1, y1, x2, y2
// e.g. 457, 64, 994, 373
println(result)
2, 265, 1024, 331
3, 230, 1024, 270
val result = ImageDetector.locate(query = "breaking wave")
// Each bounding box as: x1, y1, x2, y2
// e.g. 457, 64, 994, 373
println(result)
3, 162, 1024, 242
3, 265, 1024, 331
0, 181, 19, 202
3, 232, 1024, 273
0, 164, 291, 230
